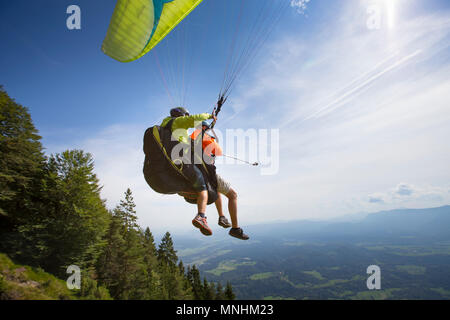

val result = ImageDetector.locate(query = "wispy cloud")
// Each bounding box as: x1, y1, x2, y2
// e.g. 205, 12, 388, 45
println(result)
293, 49, 422, 124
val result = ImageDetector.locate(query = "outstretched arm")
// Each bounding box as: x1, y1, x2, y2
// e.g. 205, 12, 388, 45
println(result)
172, 113, 212, 131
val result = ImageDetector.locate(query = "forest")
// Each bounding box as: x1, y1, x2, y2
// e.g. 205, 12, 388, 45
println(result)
0, 86, 234, 300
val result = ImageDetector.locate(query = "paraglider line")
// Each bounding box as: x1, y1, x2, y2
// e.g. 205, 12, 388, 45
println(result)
154, 51, 175, 105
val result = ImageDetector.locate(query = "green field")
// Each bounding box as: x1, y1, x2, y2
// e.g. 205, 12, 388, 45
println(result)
250, 272, 278, 280
395, 265, 426, 275
189, 242, 450, 300
206, 259, 256, 276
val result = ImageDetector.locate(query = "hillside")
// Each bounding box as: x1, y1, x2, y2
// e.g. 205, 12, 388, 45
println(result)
0, 253, 79, 300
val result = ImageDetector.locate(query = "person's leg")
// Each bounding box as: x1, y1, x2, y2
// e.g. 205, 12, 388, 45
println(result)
215, 193, 225, 217
215, 174, 248, 239
197, 190, 208, 215
182, 164, 212, 236
182, 164, 208, 212
223, 187, 249, 240
215, 174, 232, 228
225, 188, 239, 228
192, 189, 212, 236
216, 193, 232, 228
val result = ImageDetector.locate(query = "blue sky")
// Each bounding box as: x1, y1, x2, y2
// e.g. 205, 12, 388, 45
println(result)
1, 0, 450, 233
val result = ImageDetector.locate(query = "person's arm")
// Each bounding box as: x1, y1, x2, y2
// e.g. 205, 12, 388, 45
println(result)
172, 113, 212, 131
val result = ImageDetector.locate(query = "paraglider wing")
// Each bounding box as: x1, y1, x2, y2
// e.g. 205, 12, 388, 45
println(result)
102, 0, 204, 62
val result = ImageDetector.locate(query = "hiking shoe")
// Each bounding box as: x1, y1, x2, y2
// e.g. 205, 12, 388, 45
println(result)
192, 214, 213, 236
229, 228, 249, 240
218, 216, 232, 228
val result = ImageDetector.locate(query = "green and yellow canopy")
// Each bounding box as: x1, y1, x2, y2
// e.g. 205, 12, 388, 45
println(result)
102, 0, 203, 62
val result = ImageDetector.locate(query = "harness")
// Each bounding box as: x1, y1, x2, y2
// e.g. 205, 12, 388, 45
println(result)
143, 118, 218, 205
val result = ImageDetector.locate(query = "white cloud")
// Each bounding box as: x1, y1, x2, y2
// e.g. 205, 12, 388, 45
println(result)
290, 0, 311, 15
395, 183, 414, 196
367, 183, 450, 209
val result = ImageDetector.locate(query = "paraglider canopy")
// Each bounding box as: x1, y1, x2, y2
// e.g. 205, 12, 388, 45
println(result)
102, 0, 291, 115
102, 0, 204, 63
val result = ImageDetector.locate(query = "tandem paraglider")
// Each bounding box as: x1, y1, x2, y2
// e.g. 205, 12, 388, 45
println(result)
101, 0, 290, 239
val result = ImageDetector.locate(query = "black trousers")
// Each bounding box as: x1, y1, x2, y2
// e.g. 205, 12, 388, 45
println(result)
181, 164, 207, 192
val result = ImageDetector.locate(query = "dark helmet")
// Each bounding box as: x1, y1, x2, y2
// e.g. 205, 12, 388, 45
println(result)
170, 107, 190, 118
201, 121, 210, 129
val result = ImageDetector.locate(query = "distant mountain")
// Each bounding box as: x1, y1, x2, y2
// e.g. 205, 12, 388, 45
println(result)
242, 205, 450, 243
172, 205, 450, 248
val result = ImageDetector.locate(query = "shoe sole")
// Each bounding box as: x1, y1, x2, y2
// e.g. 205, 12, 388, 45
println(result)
192, 220, 212, 236
218, 222, 231, 229
229, 232, 249, 240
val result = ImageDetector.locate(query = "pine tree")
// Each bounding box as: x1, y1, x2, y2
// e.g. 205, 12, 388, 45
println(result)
186, 265, 193, 283
116, 188, 139, 230
215, 282, 225, 300
157, 232, 193, 299
203, 277, 215, 300
96, 189, 147, 299
178, 261, 185, 276
225, 281, 235, 300
157, 232, 178, 268
0, 86, 46, 261
178, 261, 194, 298
143, 227, 158, 261
39, 150, 110, 277
96, 213, 124, 298
142, 227, 163, 299
188, 265, 204, 300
